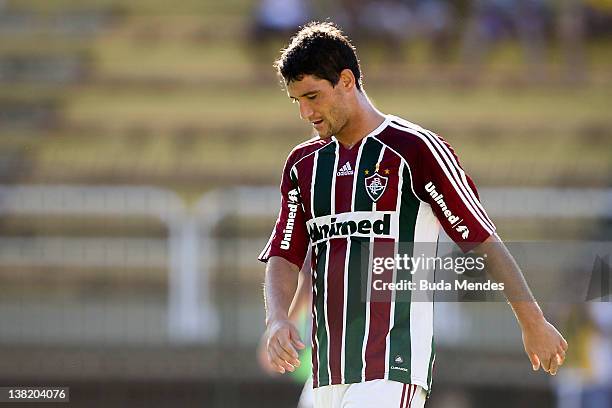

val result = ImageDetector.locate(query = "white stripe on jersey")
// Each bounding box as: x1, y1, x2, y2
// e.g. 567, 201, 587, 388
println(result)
385, 159, 405, 378
312, 245, 320, 386
341, 234, 350, 384
331, 142, 340, 215
323, 242, 332, 383
311, 149, 320, 385
410, 201, 437, 387
310, 150, 319, 220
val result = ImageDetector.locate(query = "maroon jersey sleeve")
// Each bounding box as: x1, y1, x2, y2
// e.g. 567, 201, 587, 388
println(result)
412, 133, 495, 252
258, 151, 310, 268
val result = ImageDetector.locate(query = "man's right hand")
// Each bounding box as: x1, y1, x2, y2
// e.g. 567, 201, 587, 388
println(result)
266, 318, 305, 374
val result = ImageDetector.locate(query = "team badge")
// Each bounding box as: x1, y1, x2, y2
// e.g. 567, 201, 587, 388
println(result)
364, 164, 388, 202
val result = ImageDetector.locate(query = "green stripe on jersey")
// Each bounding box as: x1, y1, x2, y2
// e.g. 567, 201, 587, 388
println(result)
312, 143, 336, 217
315, 242, 329, 384
312, 142, 336, 384
388, 165, 420, 383
343, 236, 369, 381
342, 138, 383, 382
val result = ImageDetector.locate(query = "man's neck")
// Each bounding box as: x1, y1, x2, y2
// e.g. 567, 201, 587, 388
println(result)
335, 98, 386, 149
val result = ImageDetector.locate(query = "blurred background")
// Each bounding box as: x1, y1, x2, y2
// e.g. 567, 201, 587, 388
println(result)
0, 0, 610, 407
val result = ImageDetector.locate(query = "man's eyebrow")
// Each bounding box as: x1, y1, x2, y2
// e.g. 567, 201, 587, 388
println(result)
289, 90, 319, 100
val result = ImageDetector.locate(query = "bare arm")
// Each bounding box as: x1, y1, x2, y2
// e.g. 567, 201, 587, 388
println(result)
474, 234, 568, 375
263, 256, 306, 374
288, 262, 312, 321
258, 258, 312, 375
265, 256, 299, 324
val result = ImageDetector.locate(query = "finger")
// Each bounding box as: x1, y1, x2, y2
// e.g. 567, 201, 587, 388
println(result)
549, 354, 559, 375
561, 337, 568, 351
268, 331, 299, 363
276, 337, 299, 362
278, 336, 301, 364
268, 359, 285, 373
557, 349, 566, 363
267, 339, 295, 373
279, 333, 299, 356
266, 350, 287, 374
555, 353, 564, 367
271, 340, 299, 371
289, 326, 306, 350
541, 355, 552, 373
529, 353, 541, 371
268, 348, 293, 373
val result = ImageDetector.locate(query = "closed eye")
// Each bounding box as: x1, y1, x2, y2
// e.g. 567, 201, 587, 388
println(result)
289, 92, 318, 102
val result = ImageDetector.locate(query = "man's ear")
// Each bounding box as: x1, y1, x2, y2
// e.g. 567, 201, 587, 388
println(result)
339, 69, 356, 91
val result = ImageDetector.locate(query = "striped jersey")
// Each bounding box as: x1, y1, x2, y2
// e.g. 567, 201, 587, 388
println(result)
259, 114, 495, 393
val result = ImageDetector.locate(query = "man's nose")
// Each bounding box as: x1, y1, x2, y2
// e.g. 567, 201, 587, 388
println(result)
299, 102, 314, 121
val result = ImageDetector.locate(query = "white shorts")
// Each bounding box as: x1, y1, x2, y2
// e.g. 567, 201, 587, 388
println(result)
298, 378, 314, 408
313, 380, 427, 408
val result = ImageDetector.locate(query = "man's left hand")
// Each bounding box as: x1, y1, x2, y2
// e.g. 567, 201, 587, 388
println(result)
521, 318, 568, 375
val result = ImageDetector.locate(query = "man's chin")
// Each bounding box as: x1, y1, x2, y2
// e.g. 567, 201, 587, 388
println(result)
315, 129, 334, 139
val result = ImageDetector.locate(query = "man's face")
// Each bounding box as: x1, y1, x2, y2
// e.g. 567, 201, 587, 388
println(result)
286, 75, 349, 139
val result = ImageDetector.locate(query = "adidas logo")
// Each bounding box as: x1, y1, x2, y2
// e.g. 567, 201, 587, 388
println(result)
337, 161, 354, 176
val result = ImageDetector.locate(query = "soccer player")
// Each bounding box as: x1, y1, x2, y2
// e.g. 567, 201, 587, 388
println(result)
259, 22, 568, 408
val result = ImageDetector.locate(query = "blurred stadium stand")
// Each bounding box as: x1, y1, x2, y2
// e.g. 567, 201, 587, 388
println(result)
0, 0, 610, 406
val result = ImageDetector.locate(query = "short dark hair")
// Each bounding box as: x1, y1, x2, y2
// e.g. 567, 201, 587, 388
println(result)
274, 21, 363, 90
